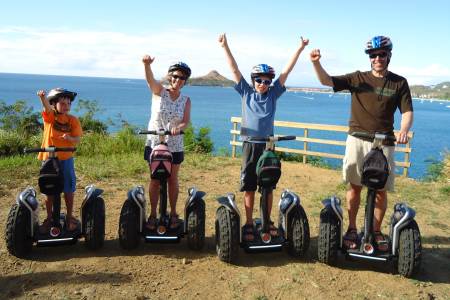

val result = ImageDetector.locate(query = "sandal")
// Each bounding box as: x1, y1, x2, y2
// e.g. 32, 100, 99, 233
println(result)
269, 221, 279, 237
243, 223, 255, 242
343, 228, 358, 249
66, 216, 79, 231
374, 231, 389, 252
146, 215, 157, 231
169, 214, 180, 229
39, 218, 52, 234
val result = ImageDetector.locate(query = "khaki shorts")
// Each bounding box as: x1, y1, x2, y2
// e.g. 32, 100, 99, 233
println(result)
342, 135, 395, 191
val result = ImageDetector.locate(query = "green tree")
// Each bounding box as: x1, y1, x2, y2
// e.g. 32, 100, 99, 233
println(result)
0, 100, 42, 136
183, 124, 213, 153
74, 99, 108, 134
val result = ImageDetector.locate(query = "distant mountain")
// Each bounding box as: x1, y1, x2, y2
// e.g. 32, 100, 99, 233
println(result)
188, 70, 235, 87
410, 81, 450, 100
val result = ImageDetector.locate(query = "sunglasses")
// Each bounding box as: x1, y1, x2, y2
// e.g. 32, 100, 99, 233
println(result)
369, 52, 388, 59
171, 74, 187, 81
254, 77, 272, 85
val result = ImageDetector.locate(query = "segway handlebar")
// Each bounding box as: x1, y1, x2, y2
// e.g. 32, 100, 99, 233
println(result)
350, 132, 396, 142
24, 147, 76, 153
138, 129, 184, 136
248, 135, 296, 142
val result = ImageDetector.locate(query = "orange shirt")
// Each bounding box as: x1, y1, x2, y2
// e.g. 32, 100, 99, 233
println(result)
38, 110, 83, 161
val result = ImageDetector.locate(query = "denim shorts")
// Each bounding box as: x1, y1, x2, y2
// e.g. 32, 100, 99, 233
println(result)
59, 157, 77, 193
144, 146, 184, 165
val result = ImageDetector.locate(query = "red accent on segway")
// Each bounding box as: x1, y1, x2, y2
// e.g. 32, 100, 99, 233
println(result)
150, 144, 173, 179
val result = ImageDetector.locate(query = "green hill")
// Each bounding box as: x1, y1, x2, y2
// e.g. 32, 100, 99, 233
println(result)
410, 81, 450, 100
188, 70, 235, 87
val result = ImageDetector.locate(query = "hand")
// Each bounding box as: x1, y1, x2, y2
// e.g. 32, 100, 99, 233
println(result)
142, 55, 155, 65
310, 49, 321, 62
37, 90, 46, 99
170, 127, 181, 136
218, 33, 228, 48
396, 131, 409, 144
300, 36, 309, 50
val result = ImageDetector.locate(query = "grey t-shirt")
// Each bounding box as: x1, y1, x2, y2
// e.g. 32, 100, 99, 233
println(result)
234, 77, 286, 141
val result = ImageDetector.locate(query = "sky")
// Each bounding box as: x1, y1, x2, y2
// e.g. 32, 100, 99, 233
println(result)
1, 0, 449, 87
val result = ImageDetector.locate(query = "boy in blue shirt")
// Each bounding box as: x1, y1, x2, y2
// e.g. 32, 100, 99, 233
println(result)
218, 33, 309, 241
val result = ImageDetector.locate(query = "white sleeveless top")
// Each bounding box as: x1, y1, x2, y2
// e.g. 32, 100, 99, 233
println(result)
146, 89, 188, 152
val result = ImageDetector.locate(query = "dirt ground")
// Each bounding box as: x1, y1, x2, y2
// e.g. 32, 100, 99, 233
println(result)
1, 157, 449, 299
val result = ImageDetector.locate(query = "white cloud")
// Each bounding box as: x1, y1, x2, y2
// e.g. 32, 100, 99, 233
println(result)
393, 64, 450, 85
0, 26, 447, 86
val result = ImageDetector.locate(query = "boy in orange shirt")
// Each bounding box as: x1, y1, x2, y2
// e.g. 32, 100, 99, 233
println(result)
37, 88, 83, 232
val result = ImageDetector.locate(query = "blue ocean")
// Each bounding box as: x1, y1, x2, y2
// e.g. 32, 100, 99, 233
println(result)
1, 72, 449, 179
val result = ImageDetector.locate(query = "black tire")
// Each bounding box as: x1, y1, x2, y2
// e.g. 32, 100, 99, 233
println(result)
84, 197, 105, 250
286, 206, 310, 257
318, 208, 340, 264
187, 199, 205, 250
397, 220, 422, 277
118, 200, 140, 250
5, 203, 33, 258
215, 206, 239, 263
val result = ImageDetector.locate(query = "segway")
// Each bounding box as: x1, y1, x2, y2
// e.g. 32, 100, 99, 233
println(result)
5, 147, 105, 258
118, 130, 206, 250
215, 135, 310, 263
318, 132, 421, 277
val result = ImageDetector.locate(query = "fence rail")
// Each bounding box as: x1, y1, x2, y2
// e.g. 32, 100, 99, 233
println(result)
230, 117, 413, 177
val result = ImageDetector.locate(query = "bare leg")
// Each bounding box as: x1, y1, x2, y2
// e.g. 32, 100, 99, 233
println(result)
346, 183, 362, 230
149, 177, 160, 218
168, 164, 180, 217
244, 191, 255, 225
45, 195, 53, 219
64, 192, 74, 219
373, 191, 387, 232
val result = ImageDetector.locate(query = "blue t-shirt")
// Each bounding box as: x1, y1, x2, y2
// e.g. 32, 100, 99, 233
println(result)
234, 77, 286, 141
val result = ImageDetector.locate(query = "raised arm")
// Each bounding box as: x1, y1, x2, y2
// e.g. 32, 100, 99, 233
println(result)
218, 33, 242, 83
278, 37, 309, 87
310, 49, 333, 87
37, 90, 53, 113
142, 55, 164, 96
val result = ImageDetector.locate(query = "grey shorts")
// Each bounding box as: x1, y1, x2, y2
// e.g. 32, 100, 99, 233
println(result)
343, 135, 395, 191
240, 142, 266, 192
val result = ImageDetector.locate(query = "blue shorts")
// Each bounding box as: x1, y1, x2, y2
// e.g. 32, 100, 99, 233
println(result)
59, 157, 76, 193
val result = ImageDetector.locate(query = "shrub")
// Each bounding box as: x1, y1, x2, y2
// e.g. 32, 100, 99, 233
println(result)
184, 124, 213, 154
0, 100, 42, 136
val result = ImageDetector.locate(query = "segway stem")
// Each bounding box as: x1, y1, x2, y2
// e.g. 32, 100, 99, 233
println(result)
363, 188, 377, 245
159, 178, 168, 221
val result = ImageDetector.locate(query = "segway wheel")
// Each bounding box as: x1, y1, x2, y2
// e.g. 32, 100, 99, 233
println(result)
187, 199, 206, 250
318, 208, 340, 264
118, 200, 140, 250
397, 220, 422, 277
5, 204, 33, 258
84, 197, 105, 250
286, 206, 310, 257
215, 206, 239, 263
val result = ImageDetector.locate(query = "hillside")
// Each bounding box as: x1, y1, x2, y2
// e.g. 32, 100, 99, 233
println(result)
188, 70, 235, 87
410, 81, 450, 100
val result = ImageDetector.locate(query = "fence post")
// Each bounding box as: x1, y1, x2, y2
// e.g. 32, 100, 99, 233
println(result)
303, 128, 308, 164
403, 141, 411, 177
232, 121, 237, 158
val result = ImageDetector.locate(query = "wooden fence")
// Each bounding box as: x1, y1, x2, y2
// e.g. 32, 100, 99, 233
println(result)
230, 117, 413, 177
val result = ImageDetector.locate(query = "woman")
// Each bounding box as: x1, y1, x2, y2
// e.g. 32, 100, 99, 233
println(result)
142, 55, 192, 230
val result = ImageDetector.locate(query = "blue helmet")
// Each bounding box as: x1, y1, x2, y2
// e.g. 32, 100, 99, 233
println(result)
365, 36, 393, 54
168, 62, 191, 79
251, 64, 275, 79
